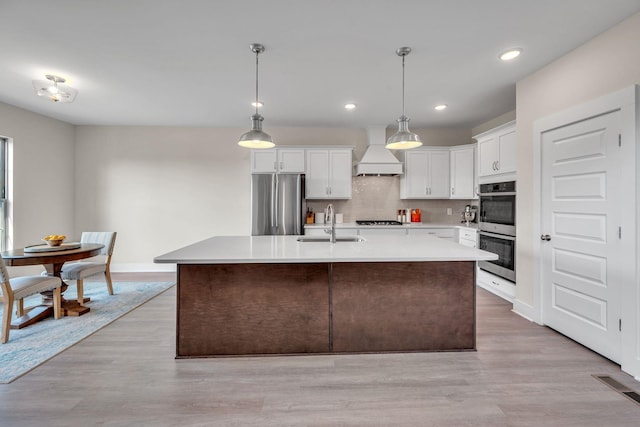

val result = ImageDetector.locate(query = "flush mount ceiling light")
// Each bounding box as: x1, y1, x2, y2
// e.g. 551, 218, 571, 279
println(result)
32, 74, 78, 103
500, 48, 522, 61
238, 43, 274, 149
344, 103, 357, 110
386, 47, 422, 150
434, 104, 448, 111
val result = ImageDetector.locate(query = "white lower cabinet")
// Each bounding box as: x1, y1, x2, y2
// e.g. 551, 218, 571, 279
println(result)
304, 227, 357, 237
357, 228, 407, 237
407, 228, 455, 241
457, 227, 477, 248
476, 269, 515, 303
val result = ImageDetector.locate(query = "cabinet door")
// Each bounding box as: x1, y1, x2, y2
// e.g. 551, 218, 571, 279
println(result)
450, 147, 475, 199
251, 150, 277, 173
278, 149, 305, 173
497, 129, 516, 174
357, 228, 407, 237
401, 150, 429, 198
305, 150, 330, 198
328, 150, 352, 198
408, 228, 455, 240
478, 137, 498, 177
428, 150, 450, 198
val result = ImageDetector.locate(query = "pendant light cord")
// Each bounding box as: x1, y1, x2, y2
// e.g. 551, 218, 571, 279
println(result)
401, 54, 406, 117
255, 50, 259, 116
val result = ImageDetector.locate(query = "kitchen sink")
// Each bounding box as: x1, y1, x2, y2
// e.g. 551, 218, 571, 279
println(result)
296, 236, 365, 243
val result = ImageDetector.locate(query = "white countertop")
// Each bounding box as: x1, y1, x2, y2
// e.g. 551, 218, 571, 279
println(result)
304, 222, 478, 230
154, 234, 497, 264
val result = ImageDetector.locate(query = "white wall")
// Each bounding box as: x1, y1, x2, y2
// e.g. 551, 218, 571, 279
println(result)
0, 102, 75, 273
515, 12, 640, 309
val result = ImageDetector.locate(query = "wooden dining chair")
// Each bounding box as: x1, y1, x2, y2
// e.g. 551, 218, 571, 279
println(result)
61, 232, 117, 304
1, 256, 62, 343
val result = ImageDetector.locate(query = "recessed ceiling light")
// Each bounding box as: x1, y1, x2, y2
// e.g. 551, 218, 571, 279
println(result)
344, 103, 356, 110
251, 101, 263, 108
500, 48, 522, 61
434, 104, 447, 111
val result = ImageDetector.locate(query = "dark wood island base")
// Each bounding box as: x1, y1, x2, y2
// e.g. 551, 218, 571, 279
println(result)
176, 261, 476, 358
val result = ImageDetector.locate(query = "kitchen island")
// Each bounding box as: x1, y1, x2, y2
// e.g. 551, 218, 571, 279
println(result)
154, 234, 498, 358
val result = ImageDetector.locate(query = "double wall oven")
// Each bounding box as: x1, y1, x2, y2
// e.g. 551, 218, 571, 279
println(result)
478, 181, 516, 282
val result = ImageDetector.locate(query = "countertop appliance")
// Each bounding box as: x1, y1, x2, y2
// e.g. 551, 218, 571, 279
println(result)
355, 220, 403, 225
478, 180, 516, 282
461, 205, 477, 225
252, 174, 306, 235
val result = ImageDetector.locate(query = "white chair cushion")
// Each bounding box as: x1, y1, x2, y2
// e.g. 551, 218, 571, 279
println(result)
10, 276, 61, 300
61, 262, 106, 280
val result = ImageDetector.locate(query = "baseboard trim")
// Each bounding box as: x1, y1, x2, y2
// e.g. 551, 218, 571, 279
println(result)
111, 263, 176, 273
513, 298, 540, 324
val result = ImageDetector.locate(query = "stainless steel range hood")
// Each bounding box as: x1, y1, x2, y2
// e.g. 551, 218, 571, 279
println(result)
354, 127, 403, 176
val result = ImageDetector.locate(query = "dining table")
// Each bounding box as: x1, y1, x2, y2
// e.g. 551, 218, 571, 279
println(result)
1, 242, 104, 329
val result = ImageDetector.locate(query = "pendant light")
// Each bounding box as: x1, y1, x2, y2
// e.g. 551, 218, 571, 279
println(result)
238, 43, 275, 149
386, 47, 422, 150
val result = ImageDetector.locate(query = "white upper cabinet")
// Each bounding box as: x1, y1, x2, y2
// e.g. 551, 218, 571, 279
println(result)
305, 148, 352, 199
400, 148, 450, 199
251, 148, 305, 173
450, 144, 477, 199
474, 121, 516, 179
277, 149, 305, 173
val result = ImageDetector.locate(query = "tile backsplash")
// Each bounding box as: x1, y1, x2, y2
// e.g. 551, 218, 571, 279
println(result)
306, 176, 477, 224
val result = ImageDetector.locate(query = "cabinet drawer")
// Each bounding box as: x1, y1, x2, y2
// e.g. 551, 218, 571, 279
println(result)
458, 228, 477, 241
408, 228, 455, 239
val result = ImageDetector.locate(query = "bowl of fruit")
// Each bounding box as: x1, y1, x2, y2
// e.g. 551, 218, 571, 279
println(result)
43, 234, 66, 247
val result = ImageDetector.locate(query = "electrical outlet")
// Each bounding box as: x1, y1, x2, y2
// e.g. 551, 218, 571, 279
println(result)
447, 208, 452, 216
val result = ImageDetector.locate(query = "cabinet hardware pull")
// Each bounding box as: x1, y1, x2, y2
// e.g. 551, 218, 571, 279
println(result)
496, 160, 500, 170
280, 161, 284, 169
540, 234, 551, 241
452, 187, 455, 195
273, 161, 277, 170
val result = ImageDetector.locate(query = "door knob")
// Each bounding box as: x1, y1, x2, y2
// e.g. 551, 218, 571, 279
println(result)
540, 234, 551, 241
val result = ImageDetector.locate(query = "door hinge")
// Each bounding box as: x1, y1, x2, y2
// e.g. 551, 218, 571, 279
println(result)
619, 318, 622, 332
618, 226, 622, 239
618, 134, 621, 147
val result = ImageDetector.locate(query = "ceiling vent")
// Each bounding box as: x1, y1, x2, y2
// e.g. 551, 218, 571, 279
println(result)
354, 127, 404, 176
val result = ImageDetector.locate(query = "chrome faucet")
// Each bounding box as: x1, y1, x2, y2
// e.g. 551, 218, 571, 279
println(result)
324, 203, 336, 243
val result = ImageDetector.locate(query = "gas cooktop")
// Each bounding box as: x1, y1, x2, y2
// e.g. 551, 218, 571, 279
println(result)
355, 220, 403, 226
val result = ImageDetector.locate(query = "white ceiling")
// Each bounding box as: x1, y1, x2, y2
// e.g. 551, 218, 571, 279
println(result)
2, 0, 640, 129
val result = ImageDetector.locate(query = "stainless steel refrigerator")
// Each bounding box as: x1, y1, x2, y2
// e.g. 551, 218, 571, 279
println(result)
251, 174, 306, 235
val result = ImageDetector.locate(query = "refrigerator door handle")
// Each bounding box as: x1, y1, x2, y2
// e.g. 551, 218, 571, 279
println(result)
272, 174, 278, 232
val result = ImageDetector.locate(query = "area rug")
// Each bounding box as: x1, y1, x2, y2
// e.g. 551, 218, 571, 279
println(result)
0, 281, 175, 383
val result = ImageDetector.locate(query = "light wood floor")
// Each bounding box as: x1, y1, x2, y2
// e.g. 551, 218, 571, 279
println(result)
1, 272, 638, 426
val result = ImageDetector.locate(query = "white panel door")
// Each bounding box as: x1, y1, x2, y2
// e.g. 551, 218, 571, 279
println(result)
541, 110, 623, 363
